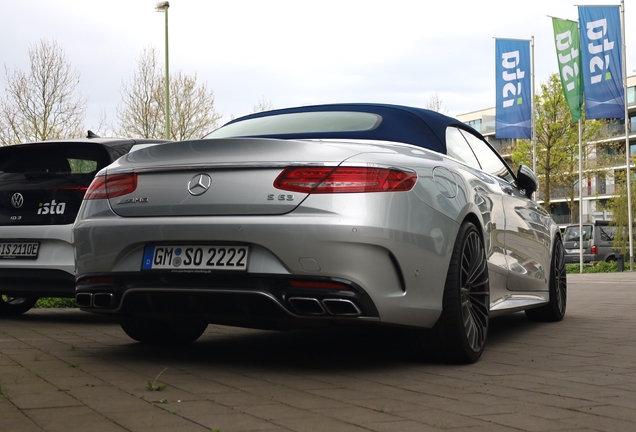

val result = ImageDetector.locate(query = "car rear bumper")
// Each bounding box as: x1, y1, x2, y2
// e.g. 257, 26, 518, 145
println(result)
0, 225, 74, 297
73, 209, 458, 329
0, 268, 75, 297
564, 253, 595, 264
75, 271, 382, 330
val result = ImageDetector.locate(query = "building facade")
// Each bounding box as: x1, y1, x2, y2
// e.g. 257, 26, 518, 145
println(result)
457, 74, 636, 227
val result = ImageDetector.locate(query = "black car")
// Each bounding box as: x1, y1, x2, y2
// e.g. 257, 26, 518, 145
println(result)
0, 133, 170, 315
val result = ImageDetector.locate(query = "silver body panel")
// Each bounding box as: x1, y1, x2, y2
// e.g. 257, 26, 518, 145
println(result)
73, 137, 558, 328
1, 224, 74, 275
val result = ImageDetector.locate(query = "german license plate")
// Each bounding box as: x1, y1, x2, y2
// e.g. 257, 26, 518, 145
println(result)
0, 242, 40, 259
142, 245, 249, 270
566, 249, 581, 254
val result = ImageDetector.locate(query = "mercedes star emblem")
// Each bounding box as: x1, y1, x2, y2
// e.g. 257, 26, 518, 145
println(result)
11, 193, 24, 208
187, 173, 212, 196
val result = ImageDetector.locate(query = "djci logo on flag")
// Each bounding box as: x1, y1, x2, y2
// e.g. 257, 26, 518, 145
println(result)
501, 51, 526, 108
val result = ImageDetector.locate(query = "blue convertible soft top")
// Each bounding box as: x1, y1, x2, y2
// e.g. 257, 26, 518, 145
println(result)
209, 103, 480, 155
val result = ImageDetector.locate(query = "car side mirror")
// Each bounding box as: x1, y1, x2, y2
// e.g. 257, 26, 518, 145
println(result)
516, 165, 538, 199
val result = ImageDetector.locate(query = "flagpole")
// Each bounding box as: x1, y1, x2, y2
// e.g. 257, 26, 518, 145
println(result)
531, 36, 537, 175
620, 0, 633, 271
579, 119, 583, 273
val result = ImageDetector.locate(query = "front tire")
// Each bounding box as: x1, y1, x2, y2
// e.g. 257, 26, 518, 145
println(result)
0, 296, 39, 315
525, 236, 567, 322
120, 316, 208, 345
418, 221, 490, 364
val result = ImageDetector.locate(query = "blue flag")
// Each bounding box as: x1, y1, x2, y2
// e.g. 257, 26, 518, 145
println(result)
495, 39, 532, 139
578, 6, 624, 119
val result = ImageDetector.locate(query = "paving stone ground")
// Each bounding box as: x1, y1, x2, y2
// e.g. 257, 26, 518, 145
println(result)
1, 272, 635, 432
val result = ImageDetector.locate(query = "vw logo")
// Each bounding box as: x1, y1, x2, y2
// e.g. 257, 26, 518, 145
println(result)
187, 173, 212, 196
11, 193, 24, 209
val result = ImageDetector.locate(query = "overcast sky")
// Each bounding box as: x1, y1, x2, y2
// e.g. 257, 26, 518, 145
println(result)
1, 0, 635, 133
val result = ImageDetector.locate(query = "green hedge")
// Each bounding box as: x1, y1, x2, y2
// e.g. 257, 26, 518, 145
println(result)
566, 261, 618, 274
35, 298, 76, 308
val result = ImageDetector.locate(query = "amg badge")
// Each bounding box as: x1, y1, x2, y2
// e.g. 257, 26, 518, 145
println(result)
117, 197, 149, 205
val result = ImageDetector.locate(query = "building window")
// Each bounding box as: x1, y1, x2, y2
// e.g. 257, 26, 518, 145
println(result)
467, 119, 482, 133
628, 86, 636, 106
482, 115, 496, 134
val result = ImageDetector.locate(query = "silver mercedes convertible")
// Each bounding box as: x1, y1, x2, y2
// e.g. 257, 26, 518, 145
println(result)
73, 103, 566, 363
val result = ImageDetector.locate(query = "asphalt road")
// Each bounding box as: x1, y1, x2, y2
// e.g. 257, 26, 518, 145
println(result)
1, 272, 635, 432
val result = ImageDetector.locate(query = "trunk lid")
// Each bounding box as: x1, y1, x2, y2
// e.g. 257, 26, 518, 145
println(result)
106, 138, 391, 217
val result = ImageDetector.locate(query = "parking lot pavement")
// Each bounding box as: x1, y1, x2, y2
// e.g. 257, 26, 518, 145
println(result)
1, 273, 636, 432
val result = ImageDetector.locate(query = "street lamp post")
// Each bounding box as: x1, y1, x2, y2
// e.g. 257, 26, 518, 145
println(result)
155, 1, 170, 140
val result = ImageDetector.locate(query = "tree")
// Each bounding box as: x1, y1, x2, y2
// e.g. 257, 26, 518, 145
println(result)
0, 39, 86, 145
424, 92, 448, 114
117, 46, 221, 140
117, 46, 165, 139
605, 172, 635, 255
170, 71, 223, 140
253, 96, 274, 113
88, 108, 115, 138
512, 73, 602, 216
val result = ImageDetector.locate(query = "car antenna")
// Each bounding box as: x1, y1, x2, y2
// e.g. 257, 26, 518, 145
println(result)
87, 130, 101, 138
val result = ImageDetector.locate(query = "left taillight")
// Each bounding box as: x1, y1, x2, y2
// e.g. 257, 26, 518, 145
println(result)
274, 166, 417, 193
84, 173, 137, 200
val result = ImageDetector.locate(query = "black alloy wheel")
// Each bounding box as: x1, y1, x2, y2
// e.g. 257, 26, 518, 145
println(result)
526, 237, 567, 322
0, 296, 38, 315
423, 221, 490, 364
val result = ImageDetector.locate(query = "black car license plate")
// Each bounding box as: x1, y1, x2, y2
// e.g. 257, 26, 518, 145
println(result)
142, 245, 249, 270
0, 242, 40, 259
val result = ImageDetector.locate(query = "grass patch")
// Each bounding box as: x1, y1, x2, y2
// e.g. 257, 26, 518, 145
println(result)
566, 261, 618, 274
35, 298, 76, 308
0, 379, 10, 399
147, 368, 168, 392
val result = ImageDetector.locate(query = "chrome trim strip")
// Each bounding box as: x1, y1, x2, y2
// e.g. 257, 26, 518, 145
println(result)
490, 294, 548, 313
106, 162, 339, 175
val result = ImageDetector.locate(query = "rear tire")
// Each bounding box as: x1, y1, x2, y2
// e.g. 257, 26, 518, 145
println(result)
525, 237, 567, 322
0, 296, 38, 315
414, 221, 490, 364
120, 316, 208, 345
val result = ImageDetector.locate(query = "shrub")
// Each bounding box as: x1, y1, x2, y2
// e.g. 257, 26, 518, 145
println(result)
35, 298, 76, 308
566, 261, 618, 274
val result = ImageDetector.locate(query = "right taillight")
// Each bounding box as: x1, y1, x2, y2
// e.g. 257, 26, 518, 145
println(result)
84, 173, 137, 200
591, 245, 598, 255
274, 166, 417, 193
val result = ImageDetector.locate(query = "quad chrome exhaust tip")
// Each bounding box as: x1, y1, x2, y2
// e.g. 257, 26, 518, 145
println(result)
75, 292, 115, 309
288, 297, 361, 317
